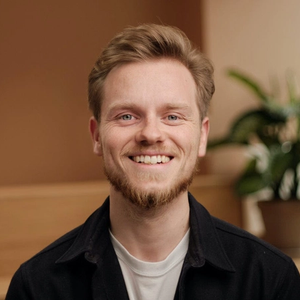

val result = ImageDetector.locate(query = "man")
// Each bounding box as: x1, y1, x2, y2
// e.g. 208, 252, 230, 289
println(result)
6, 24, 300, 299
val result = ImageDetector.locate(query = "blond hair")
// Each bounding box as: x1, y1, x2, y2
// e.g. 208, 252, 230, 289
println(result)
88, 24, 215, 121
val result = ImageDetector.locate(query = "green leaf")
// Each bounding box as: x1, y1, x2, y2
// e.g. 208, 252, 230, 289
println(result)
267, 145, 294, 184
227, 109, 285, 144
263, 99, 300, 119
228, 69, 270, 104
235, 171, 267, 196
208, 68, 300, 200
208, 108, 288, 148
286, 71, 298, 104
234, 159, 267, 196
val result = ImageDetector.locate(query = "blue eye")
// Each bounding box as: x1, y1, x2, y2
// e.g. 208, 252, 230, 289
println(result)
121, 114, 133, 120
168, 115, 178, 121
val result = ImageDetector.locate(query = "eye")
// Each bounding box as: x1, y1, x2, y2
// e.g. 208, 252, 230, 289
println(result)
121, 114, 133, 121
168, 115, 178, 121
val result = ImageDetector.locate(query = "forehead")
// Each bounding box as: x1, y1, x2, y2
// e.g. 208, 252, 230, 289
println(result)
101, 59, 199, 113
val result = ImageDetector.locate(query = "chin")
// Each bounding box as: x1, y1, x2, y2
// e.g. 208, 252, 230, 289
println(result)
109, 175, 193, 210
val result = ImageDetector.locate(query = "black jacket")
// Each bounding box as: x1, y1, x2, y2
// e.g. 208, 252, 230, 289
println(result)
6, 194, 300, 299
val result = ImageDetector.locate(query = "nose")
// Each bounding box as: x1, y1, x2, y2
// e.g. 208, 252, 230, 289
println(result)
135, 118, 165, 145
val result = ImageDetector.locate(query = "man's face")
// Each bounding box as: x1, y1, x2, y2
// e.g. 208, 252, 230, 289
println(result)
90, 59, 209, 209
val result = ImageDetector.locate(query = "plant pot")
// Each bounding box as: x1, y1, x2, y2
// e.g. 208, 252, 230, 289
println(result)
258, 200, 300, 257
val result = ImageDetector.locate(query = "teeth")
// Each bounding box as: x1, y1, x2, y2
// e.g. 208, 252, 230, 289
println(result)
132, 155, 171, 164
150, 156, 157, 164
163, 156, 170, 163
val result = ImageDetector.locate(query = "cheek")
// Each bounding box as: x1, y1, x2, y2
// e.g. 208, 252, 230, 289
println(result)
186, 135, 202, 159
172, 132, 200, 158
100, 129, 128, 158
179, 126, 201, 146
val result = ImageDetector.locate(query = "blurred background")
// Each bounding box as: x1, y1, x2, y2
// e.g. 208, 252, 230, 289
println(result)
1, 0, 300, 186
0, 0, 204, 186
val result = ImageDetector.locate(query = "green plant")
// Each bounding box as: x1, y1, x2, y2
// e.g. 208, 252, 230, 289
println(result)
208, 69, 300, 200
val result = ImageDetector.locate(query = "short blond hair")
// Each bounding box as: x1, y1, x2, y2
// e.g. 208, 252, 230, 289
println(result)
88, 24, 215, 121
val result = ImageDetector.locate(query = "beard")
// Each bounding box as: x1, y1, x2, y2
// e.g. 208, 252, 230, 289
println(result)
103, 158, 200, 210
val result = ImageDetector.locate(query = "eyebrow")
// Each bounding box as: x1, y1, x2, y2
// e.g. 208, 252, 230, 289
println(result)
163, 103, 191, 111
107, 100, 190, 109
106, 101, 138, 112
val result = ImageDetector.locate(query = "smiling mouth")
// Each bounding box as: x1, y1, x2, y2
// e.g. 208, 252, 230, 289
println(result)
130, 155, 173, 165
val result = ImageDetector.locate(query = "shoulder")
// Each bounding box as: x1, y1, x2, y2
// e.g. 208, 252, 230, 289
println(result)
189, 193, 291, 266
213, 216, 290, 262
23, 198, 110, 267
212, 217, 293, 271
215, 217, 300, 296
6, 200, 110, 299
15, 225, 83, 285
16, 198, 110, 272
5, 226, 83, 299
187, 195, 300, 298
189, 194, 299, 280
29, 225, 82, 263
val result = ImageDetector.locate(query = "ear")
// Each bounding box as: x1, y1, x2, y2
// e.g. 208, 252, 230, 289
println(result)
89, 117, 102, 156
198, 117, 210, 157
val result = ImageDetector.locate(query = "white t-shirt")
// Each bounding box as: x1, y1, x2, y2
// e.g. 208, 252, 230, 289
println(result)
110, 229, 190, 300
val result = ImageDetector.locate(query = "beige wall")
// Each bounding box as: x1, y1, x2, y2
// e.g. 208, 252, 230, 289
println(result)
202, 0, 300, 177
0, 0, 204, 186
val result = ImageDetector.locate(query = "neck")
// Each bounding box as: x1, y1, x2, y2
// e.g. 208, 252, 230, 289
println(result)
109, 188, 190, 262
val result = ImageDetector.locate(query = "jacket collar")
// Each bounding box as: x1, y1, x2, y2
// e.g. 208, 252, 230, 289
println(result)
57, 194, 235, 273
186, 193, 235, 273
56, 198, 130, 300
56, 198, 111, 264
